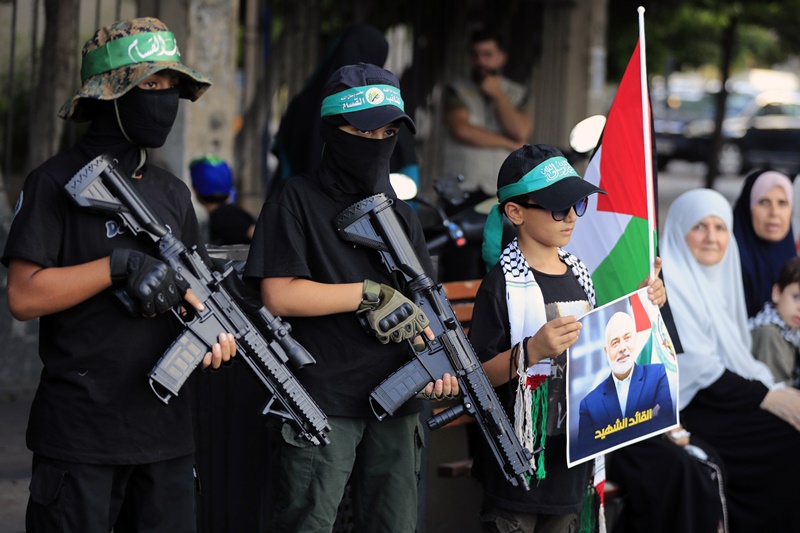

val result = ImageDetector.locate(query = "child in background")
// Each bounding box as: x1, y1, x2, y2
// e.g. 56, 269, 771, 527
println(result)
750, 255, 800, 387
189, 155, 256, 245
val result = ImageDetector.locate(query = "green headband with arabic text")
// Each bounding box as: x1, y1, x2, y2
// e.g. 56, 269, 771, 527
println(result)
320, 85, 405, 117
81, 31, 181, 82
482, 156, 579, 269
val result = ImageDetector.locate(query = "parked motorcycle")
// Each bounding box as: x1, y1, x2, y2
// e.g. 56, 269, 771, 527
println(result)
391, 172, 488, 281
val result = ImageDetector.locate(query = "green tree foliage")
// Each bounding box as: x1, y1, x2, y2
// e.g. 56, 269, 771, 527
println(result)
609, 0, 800, 184
608, 0, 800, 81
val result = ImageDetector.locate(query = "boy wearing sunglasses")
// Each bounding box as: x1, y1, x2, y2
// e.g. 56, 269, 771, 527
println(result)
468, 144, 665, 531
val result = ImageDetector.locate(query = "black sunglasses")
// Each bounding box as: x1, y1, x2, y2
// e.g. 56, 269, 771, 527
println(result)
516, 197, 589, 221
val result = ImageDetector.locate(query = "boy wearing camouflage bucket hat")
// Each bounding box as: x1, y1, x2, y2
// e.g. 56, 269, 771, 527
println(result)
468, 144, 665, 530
59, 17, 210, 121
3, 17, 234, 532
245, 63, 457, 532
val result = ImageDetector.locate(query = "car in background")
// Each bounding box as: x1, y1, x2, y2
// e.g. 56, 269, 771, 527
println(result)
683, 90, 800, 176
654, 90, 751, 170
654, 91, 710, 169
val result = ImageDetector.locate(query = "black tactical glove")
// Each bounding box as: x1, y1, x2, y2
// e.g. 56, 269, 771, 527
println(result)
357, 279, 430, 344
110, 248, 190, 316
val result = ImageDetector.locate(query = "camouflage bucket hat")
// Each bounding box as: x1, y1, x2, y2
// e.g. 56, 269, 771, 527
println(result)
59, 17, 212, 121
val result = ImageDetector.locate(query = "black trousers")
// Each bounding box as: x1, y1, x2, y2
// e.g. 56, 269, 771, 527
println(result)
26, 453, 197, 533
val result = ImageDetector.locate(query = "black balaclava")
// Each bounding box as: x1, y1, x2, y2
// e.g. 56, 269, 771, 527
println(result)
78, 87, 180, 178
78, 99, 143, 178
273, 24, 389, 180
319, 119, 398, 201
114, 86, 180, 148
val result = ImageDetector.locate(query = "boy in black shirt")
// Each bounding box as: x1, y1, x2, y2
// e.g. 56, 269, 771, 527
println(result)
245, 63, 457, 532
470, 145, 665, 531
3, 18, 235, 532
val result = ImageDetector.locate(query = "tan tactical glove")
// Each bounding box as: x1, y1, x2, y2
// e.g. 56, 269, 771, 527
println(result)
358, 279, 430, 344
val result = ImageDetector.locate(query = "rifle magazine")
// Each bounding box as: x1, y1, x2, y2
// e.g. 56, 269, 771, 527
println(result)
149, 329, 207, 403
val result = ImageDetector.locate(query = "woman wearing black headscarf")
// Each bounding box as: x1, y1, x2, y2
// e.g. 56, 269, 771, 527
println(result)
272, 24, 389, 182
733, 169, 797, 318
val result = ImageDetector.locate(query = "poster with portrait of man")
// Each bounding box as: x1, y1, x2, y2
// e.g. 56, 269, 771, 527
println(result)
566, 287, 679, 467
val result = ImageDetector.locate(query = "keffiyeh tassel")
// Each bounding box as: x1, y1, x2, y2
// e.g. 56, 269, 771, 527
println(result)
502, 239, 596, 483
514, 342, 549, 481
579, 455, 607, 533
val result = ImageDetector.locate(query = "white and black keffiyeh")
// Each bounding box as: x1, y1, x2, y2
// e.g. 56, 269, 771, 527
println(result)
500, 240, 595, 347
501, 238, 595, 473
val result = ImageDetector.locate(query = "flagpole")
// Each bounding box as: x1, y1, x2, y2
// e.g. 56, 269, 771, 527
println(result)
638, 6, 656, 281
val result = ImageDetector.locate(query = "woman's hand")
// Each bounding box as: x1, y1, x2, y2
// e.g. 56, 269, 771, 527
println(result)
761, 388, 800, 431
664, 425, 690, 447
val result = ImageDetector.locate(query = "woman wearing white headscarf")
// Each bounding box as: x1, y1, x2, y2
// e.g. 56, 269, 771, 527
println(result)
662, 188, 800, 533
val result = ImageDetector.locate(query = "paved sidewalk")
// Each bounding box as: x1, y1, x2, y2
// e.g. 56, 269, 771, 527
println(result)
0, 390, 32, 533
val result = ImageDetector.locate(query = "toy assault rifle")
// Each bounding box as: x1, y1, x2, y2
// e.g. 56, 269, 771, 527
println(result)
335, 194, 534, 489
66, 154, 331, 446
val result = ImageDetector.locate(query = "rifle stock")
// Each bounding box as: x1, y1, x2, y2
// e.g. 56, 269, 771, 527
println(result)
66, 154, 331, 446
335, 194, 534, 489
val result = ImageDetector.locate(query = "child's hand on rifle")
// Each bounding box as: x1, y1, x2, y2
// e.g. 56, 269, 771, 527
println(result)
357, 279, 430, 344
109, 248, 189, 316
419, 373, 460, 401
201, 332, 237, 370
109, 250, 237, 370
181, 289, 237, 370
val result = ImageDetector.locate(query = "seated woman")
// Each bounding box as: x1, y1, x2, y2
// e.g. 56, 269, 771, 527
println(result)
732, 169, 796, 318
662, 188, 800, 533
607, 425, 726, 533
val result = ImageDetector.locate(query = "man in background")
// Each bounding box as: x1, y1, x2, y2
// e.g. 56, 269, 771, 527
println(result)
441, 28, 532, 203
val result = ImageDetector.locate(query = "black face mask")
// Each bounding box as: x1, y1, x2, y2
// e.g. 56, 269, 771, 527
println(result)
320, 122, 398, 196
115, 86, 180, 148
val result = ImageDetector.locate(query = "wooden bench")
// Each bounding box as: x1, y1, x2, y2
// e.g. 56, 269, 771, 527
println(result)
442, 279, 480, 334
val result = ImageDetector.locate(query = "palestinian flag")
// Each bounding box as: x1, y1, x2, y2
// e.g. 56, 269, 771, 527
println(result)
571, 18, 673, 533
565, 41, 656, 306
630, 289, 678, 373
